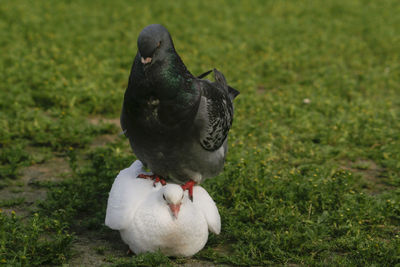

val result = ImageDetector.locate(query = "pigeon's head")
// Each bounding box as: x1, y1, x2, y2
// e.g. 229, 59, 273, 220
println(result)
162, 184, 184, 219
137, 24, 174, 66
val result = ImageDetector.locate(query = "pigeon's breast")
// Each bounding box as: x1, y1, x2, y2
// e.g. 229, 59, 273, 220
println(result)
125, 197, 208, 256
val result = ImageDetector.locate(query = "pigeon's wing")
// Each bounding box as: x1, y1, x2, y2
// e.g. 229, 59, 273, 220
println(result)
192, 186, 221, 234
105, 160, 155, 230
120, 53, 144, 138
120, 101, 128, 137
195, 69, 239, 151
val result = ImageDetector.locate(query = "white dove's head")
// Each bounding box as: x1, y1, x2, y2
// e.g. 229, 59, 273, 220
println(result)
162, 184, 184, 219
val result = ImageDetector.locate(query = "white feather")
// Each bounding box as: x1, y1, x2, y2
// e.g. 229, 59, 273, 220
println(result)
105, 160, 221, 256
105, 161, 156, 230
192, 186, 221, 234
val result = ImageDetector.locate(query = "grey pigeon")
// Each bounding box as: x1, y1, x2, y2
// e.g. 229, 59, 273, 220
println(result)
121, 24, 239, 199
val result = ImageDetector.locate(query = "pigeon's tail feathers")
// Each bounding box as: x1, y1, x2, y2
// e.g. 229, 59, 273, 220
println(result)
197, 70, 212, 79
198, 68, 239, 100
192, 186, 221, 234
228, 85, 240, 100
213, 68, 228, 91
213, 69, 240, 100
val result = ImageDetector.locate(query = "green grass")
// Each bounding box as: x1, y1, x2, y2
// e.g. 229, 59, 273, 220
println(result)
1, 0, 399, 266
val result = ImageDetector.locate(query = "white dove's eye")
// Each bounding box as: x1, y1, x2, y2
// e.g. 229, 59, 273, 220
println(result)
181, 195, 184, 200
163, 194, 166, 201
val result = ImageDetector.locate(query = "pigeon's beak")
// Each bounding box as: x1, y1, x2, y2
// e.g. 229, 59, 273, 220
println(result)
169, 203, 181, 219
141, 57, 152, 65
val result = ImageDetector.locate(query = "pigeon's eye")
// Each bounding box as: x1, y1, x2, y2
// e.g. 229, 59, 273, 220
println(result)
157, 41, 161, 48
163, 194, 166, 201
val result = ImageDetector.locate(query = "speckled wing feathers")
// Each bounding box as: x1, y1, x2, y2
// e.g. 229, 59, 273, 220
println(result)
198, 70, 235, 151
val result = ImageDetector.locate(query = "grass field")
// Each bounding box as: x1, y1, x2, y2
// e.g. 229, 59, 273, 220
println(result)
1, 0, 400, 266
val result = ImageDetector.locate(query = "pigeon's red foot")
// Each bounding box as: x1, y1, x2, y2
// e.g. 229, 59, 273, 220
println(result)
153, 176, 167, 187
137, 174, 166, 187
137, 173, 156, 181
181, 180, 197, 202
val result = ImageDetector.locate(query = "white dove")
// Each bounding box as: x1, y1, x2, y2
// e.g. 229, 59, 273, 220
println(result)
105, 160, 221, 257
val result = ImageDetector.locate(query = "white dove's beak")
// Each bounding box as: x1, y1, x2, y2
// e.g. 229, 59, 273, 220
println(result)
141, 57, 152, 64
169, 203, 181, 219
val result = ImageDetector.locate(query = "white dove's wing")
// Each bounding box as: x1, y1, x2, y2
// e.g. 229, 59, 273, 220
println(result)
105, 160, 155, 230
192, 186, 221, 234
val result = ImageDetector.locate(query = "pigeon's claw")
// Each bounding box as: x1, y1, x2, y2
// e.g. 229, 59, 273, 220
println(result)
181, 180, 196, 202
137, 173, 155, 180
137, 174, 166, 187
153, 176, 167, 187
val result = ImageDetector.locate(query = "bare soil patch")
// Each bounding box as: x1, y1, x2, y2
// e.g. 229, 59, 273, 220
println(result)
340, 159, 393, 194
0, 156, 71, 217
